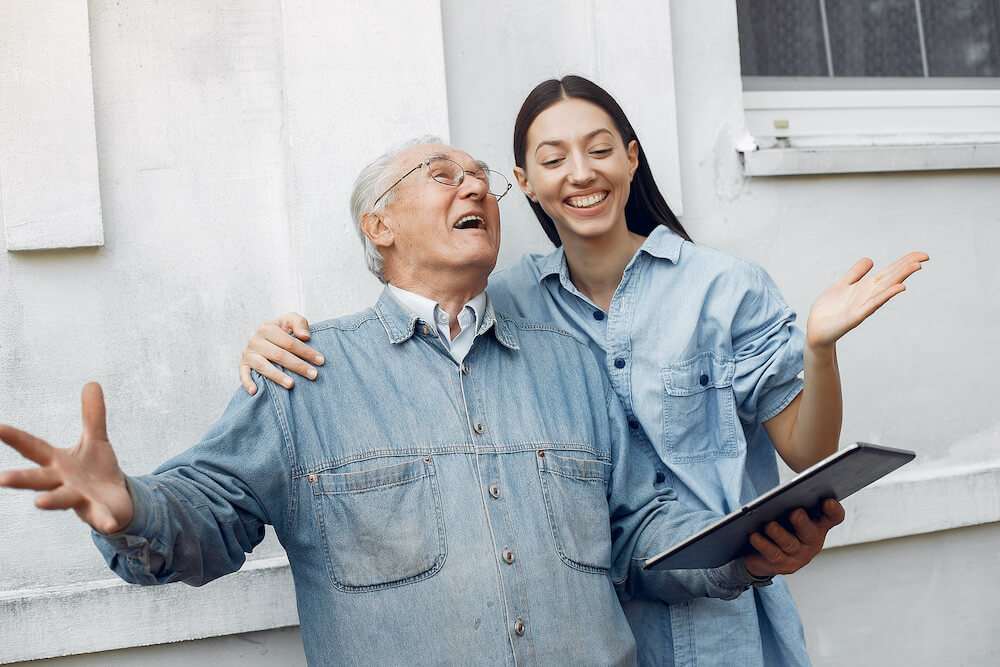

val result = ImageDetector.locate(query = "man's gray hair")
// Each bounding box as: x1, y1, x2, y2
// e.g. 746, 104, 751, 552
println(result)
350, 135, 444, 283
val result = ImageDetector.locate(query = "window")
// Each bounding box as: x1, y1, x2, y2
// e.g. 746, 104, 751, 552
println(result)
735, 0, 1000, 173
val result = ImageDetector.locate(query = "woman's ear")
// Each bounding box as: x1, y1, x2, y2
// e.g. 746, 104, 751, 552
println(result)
626, 140, 639, 181
360, 211, 394, 249
512, 166, 537, 202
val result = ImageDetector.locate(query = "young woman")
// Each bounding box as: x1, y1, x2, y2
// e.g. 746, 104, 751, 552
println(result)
236, 76, 926, 666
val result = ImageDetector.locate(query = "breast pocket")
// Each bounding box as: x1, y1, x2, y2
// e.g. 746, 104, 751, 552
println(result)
661, 352, 740, 462
310, 456, 446, 592
537, 451, 612, 573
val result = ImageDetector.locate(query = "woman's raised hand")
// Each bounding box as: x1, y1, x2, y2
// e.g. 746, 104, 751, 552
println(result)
0, 383, 134, 534
806, 252, 929, 349
238, 312, 322, 395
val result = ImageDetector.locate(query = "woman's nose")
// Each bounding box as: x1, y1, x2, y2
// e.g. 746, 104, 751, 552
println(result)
568, 157, 595, 184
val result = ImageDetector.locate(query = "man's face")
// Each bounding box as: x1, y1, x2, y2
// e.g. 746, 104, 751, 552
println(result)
376, 143, 501, 286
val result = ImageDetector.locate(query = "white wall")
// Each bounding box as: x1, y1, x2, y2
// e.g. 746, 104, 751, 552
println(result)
2, 0, 998, 664
1, 0, 447, 661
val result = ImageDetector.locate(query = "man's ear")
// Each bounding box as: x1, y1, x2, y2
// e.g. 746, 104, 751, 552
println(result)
512, 167, 537, 202
360, 211, 394, 249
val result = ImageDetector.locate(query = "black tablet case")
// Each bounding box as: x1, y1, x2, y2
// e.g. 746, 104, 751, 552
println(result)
643, 442, 915, 570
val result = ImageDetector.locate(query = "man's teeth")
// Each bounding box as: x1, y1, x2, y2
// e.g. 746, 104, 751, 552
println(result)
566, 192, 608, 209
455, 215, 485, 229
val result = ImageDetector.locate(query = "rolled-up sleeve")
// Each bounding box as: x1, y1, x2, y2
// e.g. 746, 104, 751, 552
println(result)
93, 375, 294, 587
730, 263, 805, 425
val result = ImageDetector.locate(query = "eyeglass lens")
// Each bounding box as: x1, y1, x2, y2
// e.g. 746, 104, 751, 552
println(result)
427, 157, 507, 197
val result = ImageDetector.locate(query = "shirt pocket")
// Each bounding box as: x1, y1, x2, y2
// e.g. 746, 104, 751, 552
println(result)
310, 456, 447, 592
536, 451, 612, 574
661, 352, 740, 462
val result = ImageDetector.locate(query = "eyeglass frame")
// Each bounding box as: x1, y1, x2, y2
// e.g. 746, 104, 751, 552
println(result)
371, 155, 512, 210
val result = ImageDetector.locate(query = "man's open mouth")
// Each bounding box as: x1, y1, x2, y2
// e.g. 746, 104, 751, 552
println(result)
566, 191, 608, 209
455, 215, 486, 229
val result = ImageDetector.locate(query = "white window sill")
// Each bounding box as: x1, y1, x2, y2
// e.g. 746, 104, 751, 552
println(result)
740, 141, 1000, 176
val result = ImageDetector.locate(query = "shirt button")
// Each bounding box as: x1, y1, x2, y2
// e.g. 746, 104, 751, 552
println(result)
503, 548, 515, 564
614, 358, 626, 369
513, 618, 525, 636
593, 310, 605, 321
699, 374, 709, 386
655, 471, 666, 484
489, 483, 500, 499
474, 421, 485, 436
420, 324, 431, 335
461, 361, 470, 376
307, 474, 315, 483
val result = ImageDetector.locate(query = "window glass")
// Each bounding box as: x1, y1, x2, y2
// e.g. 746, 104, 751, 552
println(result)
738, 0, 1000, 81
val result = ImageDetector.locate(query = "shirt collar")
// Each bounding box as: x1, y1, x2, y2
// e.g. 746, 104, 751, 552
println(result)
636, 224, 684, 262
534, 225, 685, 287
374, 286, 518, 350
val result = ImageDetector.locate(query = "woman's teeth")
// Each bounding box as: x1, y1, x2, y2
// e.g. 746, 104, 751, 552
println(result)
566, 192, 608, 209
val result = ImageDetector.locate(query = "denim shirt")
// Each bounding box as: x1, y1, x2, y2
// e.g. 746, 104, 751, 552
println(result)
93, 290, 761, 667
489, 226, 810, 667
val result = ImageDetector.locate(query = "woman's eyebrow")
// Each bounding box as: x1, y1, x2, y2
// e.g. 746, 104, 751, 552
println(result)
534, 128, 615, 155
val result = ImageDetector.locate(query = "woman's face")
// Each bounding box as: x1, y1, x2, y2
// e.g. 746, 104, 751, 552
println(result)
515, 97, 638, 245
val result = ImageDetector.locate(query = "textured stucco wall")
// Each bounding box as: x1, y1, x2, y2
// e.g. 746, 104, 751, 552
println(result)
0, 0, 448, 661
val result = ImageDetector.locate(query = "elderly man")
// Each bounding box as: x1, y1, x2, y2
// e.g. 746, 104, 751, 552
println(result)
0, 138, 842, 666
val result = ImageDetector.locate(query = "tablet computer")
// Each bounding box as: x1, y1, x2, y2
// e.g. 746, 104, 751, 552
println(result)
643, 442, 915, 570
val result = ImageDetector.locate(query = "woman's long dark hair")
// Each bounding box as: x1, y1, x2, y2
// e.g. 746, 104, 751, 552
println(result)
512, 75, 691, 247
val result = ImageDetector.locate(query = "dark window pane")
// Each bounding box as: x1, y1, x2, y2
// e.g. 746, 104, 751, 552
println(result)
737, 0, 828, 76
922, 0, 1000, 76
826, 0, 924, 76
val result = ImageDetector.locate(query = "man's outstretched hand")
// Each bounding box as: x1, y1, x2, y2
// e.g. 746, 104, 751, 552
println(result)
0, 382, 133, 534
742, 498, 846, 578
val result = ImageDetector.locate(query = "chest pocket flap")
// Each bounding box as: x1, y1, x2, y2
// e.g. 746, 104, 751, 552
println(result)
661, 352, 739, 462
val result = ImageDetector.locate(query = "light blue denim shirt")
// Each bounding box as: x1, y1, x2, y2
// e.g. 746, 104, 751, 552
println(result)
489, 226, 810, 667
93, 290, 763, 667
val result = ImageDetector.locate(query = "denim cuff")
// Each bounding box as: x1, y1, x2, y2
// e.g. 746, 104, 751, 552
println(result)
712, 559, 773, 594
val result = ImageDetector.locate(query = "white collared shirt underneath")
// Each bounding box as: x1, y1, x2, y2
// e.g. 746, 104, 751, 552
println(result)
386, 283, 486, 363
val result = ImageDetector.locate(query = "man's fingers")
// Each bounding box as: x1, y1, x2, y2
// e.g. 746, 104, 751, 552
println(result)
36, 485, 84, 511
0, 424, 54, 465
81, 382, 109, 443
0, 467, 61, 490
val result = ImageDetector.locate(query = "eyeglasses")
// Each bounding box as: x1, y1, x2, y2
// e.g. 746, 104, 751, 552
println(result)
372, 156, 512, 209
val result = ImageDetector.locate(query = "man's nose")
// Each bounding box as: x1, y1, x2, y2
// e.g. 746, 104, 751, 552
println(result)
458, 172, 488, 199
